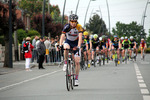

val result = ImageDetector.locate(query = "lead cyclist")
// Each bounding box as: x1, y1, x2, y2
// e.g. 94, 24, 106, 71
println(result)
59, 14, 83, 86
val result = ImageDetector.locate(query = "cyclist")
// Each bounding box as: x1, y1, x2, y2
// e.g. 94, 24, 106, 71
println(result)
140, 38, 147, 59
119, 36, 124, 59
111, 35, 120, 64
129, 36, 136, 59
83, 31, 91, 68
59, 14, 83, 86
122, 36, 131, 60
90, 34, 99, 65
106, 36, 112, 60
101, 35, 108, 61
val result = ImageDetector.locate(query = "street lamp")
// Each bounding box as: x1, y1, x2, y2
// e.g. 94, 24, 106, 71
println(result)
75, 0, 80, 15
62, 0, 66, 25
84, 0, 96, 27
106, 0, 111, 35
142, 0, 150, 31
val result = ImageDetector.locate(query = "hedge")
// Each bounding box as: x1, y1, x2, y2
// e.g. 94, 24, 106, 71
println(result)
138, 48, 150, 53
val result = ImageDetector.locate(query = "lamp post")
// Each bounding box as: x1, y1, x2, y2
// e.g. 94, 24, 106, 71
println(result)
84, 0, 96, 27
75, 0, 80, 15
9, 0, 13, 68
106, 0, 111, 35
141, 0, 150, 39
62, 0, 66, 25
42, 0, 46, 38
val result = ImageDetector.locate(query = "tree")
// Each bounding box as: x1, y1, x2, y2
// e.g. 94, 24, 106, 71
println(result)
146, 29, 150, 47
0, 2, 24, 67
18, 0, 60, 17
85, 14, 107, 35
112, 21, 146, 44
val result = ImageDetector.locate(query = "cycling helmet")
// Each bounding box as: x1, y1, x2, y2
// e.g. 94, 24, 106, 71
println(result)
101, 35, 105, 39
125, 36, 128, 39
130, 36, 133, 39
99, 37, 102, 41
93, 34, 98, 39
121, 37, 124, 40
90, 35, 93, 39
69, 14, 78, 21
141, 38, 144, 41
114, 35, 118, 38
83, 31, 89, 36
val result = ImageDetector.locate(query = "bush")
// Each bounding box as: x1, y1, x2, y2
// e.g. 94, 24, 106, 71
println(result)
0, 36, 5, 46
138, 48, 150, 53
17, 29, 27, 44
27, 29, 40, 37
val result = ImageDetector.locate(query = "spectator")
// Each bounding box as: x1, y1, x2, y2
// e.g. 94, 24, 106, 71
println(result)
50, 38, 56, 62
37, 37, 46, 69
24, 37, 34, 71
55, 40, 61, 62
36, 37, 40, 63
44, 37, 51, 63
21, 38, 26, 60
32, 36, 38, 63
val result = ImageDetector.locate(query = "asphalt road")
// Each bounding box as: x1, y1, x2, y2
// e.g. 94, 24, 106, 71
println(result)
0, 54, 150, 100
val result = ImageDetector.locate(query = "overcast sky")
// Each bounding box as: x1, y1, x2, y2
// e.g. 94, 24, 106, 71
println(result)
51, 0, 150, 35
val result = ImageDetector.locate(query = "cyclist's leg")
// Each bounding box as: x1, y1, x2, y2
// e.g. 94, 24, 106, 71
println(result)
141, 47, 143, 58
117, 48, 120, 59
63, 43, 70, 71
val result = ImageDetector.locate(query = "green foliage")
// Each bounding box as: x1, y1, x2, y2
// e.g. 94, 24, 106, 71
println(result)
17, 29, 27, 44
85, 14, 107, 36
112, 21, 146, 45
146, 29, 150, 47
138, 48, 150, 53
27, 29, 40, 37
0, 36, 4, 45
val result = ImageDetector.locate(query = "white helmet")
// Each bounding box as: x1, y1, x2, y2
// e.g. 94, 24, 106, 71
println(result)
141, 38, 144, 41
99, 37, 102, 41
90, 35, 93, 39
130, 36, 133, 39
121, 37, 124, 40
125, 36, 128, 39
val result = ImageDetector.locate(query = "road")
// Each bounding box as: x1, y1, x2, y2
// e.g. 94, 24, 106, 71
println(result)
0, 54, 150, 100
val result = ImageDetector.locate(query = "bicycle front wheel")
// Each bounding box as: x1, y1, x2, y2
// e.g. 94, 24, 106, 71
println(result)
66, 62, 71, 91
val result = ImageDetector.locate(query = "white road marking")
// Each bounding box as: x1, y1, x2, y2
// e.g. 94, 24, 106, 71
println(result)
143, 96, 150, 100
138, 80, 144, 83
139, 83, 147, 88
137, 73, 142, 75
137, 76, 143, 79
141, 89, 149, 94
0, 69, 62, 91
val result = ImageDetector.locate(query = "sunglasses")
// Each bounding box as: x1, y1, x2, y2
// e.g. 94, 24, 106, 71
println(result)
70, 20, 77, 23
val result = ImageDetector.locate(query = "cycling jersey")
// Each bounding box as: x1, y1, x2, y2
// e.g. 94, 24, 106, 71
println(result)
112, 39, 119, 49
130, 39, 136, 48
107, 38, 111, 47
62, 23, 83, 41
101, 39, 107, 48
140, 41, 146, 48
122, 40, 131, 49
82, 37, 90, 50
91, 38, 99, 49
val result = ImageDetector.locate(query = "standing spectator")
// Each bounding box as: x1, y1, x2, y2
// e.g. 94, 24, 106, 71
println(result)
37, 37, 46, 69
21, 38, 26, 60
36, 37, 40, 63
50, 38, 56, 62
32, 36, 38, 63
24, 37, 34, 71
44, 37, 51, 63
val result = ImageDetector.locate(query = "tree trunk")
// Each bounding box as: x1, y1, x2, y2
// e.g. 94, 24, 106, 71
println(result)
3, 32, 10, 68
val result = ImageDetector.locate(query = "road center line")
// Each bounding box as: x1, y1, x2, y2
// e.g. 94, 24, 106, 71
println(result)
0, 69, 62, 91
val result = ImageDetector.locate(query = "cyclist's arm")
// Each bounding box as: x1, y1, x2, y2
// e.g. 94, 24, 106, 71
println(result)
59, 34, 65, 46
78, 32, 82, 48
90, 40, 92, 50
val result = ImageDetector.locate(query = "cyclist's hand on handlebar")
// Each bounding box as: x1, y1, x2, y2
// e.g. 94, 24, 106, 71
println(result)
59, 45, 63, 50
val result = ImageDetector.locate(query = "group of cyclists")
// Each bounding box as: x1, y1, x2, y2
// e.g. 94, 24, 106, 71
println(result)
59, 14, 147, 87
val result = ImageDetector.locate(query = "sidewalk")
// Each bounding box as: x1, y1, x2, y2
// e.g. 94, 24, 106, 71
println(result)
0, 60, 61, 75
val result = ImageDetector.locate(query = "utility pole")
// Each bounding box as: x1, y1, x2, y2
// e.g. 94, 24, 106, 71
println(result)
75, 0, 80, 15
106, 0, 111, 35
